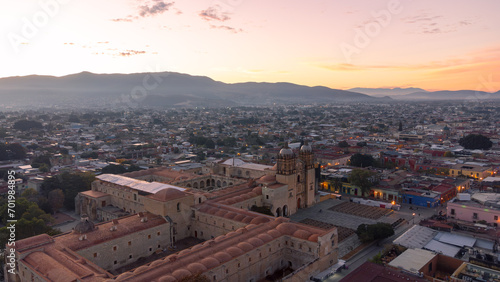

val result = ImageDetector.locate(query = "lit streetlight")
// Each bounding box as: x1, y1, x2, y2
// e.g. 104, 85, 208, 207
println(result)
412, 213, 416, 225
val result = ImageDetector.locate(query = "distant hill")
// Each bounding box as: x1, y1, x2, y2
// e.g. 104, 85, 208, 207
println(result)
395, 90, 500, 101
348, 87, 427, 97
0, 71, 390, 109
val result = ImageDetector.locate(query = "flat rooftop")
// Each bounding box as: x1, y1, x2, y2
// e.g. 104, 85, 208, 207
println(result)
96, 174, 186, 194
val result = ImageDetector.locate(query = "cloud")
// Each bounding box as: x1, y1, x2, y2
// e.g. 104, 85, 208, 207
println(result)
111, 16, 136, 22
209, 24, 242, 33
401, 14, 442, 24
318, 46, 500, 75
111, 1, 176, 22
117, 50, 146, 57
402, 12, 475, 35
139, 0, 174, 17
199, 5, 230, 21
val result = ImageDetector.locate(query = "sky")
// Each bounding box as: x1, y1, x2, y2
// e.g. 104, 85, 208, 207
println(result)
1, 0, 500, 92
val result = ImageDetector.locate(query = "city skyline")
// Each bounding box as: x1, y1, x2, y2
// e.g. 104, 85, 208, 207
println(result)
2, 0, 500, 91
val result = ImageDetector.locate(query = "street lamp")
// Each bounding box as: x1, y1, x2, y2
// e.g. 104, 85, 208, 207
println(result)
412, 213, 416, 225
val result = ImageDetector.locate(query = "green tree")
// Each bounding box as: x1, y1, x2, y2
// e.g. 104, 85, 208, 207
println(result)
356, 141, 367, 147
338, 141, 349, 148
443, 151, 454, 158
348, 169, 377, 196
48, 189, 65, 214
39, 172, 95, 210
101, 164, 127, 174
13, 120, 43, 131
459, 134, 492, 150
356, 223, 394, 243
349, 153, 375, 168
0, 143, 26, 161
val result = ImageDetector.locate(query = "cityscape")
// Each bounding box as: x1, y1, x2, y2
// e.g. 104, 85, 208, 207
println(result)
1, 1, 500, 282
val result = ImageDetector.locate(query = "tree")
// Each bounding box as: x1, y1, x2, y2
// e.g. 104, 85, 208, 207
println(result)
102, 164, 127, 174
398, 120, 403, 131
338, 141, 349, 148
39, 172, 95, 210
443, 151, 454, 158
13, 120, 43, 131
356, 141, 367, 147
48, 189, 65, 214
349, 153, 375, 168
0, 143, 26, 161
348, 169, 377, 196
356, 223, 394, 243
459, 134, 492, 150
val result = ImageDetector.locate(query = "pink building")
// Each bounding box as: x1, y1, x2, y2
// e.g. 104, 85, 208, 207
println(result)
447, 193, 500, 228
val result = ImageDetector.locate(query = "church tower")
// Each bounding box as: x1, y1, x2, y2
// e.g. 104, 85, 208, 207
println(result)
300, 141, 316, 208
277, 142, 296, 175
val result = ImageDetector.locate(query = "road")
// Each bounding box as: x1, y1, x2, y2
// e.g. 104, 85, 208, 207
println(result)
324, 203, 441, 281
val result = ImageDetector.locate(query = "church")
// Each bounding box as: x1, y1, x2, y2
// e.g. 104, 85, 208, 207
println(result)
7, 143, 338, 282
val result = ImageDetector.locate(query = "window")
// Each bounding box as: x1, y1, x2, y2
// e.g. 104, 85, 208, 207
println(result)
114, 260, 117, 265
226, 269, 229, 274
134, 194, 137, 201
495, 216, 498, 220
157, 231, 161, 236
238, 263, 240, 268
451, 209, 455, 215
428, 262, 433, 272
266, 195, 269, 199
177, 202, 181, 211
149, 248, 152, 252
93, 253, 97, 257
249, 257, 252, 262
148, 234, 151, 239
113, 246, 117, 251
128, 241, 131, 246
473, 213, 478, 219
129, 254, 132, 259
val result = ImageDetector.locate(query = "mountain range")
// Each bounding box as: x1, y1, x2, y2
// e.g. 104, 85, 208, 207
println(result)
0, 71, 499, 109
0, 72, 390, 109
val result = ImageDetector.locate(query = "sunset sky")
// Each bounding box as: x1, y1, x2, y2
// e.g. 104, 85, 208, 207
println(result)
1, 0, 500, 91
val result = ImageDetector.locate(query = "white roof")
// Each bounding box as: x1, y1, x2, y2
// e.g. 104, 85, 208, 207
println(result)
96, 174, 186, 194
483, 177, 500, 183
221, 158, 273, 171
434, 232, 476, 248
424, 239, 460, 257
394, 225, 437, 249
388, 249, 436, 273
475, 238, 495, 251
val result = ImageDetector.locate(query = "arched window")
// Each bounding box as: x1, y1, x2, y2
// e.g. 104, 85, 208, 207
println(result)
177, 202, 180, 211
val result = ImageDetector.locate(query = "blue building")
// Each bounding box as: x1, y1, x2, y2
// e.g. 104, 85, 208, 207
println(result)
401, 189, 440, 208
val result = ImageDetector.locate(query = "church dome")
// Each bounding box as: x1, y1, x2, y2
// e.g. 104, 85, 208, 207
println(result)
74, 215, 95, 234
278, 142, 294, 158
300, 141, 312, 153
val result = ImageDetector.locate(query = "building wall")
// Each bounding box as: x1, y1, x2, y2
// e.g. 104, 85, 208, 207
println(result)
263, 185, 290, 216
17, 261, 50, 282
143, 195, 194, 241
448, 201, 500, 226
77, 223, 170, 270
92, 180, 145, 216
191, 211, 248, 240
450, 167, 492, 180
401, 193, 439, 208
